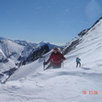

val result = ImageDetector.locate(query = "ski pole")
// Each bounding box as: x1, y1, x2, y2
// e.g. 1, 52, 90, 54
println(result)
43, 56, 46, 70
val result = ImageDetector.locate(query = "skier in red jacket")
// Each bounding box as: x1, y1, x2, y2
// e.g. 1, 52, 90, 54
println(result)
44, 48, 66, 69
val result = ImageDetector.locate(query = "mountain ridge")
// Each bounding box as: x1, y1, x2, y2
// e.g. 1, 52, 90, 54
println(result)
63, 16, 102, 55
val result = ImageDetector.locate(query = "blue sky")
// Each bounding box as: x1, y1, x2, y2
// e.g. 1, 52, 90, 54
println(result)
0, 0, 102, 45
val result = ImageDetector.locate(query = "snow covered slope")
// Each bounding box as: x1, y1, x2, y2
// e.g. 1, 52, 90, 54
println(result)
0, 38, 24, 59
0, 38, 24, 72
64, 17, 102, 69
0, 38, 58, 73
0, 17, 102, 102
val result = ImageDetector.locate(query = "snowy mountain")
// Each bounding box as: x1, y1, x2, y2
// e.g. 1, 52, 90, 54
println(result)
0, 38, 24, 60
0, 38, 24, 72
0, 17, 102, 102
0, 38, 59, 73
63, 17, 102, 56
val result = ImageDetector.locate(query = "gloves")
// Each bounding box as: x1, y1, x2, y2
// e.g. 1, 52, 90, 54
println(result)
43, 62, 47, 65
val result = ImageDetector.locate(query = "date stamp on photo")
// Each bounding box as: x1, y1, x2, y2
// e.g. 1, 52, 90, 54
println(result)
82, 90, 101, 95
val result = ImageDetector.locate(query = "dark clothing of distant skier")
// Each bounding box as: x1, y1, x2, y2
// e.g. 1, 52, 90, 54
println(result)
76, 57, 81, 67
44, 48, 66, 68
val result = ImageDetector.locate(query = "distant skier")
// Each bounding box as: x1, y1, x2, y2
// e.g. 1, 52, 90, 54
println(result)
43, 48, 66, 69
76, 57, 81, 68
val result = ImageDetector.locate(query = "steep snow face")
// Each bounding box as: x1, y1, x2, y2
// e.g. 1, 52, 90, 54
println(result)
0, 49, 6, 60
0, 59, 16, 72
0, 39, 24, 72
66, 19, 102, 68
0, 39, 24, 60
0, 39, 33, 73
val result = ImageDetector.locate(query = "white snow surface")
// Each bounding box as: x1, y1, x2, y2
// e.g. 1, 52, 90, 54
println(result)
0, 39, 24, 57
0, 49, 6, 60
0, 19, 102, 102
0, 39, 24, 72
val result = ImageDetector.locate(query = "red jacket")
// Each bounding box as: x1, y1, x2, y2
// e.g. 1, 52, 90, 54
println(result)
46, 52, 65, 65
